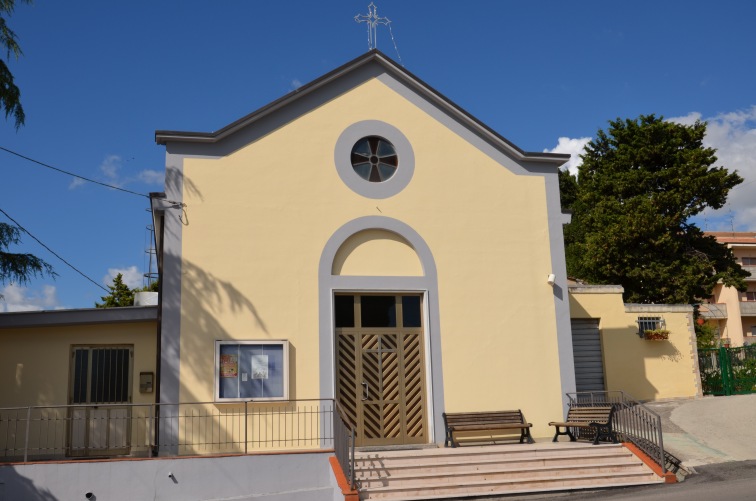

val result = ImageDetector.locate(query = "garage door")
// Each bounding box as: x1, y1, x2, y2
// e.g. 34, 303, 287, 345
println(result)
570, 319, 605, 392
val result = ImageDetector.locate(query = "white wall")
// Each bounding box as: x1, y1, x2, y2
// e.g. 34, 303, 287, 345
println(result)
0, 452, 341, 501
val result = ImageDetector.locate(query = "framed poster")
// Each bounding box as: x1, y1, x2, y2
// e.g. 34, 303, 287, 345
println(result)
215, 340, 289, 401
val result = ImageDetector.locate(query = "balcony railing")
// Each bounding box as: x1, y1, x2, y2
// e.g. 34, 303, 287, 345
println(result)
566, 391, 681, 474
0, 398, 353, 476
699, 303, 728, 319
742, 265, 756, 279
739, 301, 756, 316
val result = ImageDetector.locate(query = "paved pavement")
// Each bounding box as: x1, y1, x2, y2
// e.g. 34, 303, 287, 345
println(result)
644, 393, 756, 468
483, 394, 756, 501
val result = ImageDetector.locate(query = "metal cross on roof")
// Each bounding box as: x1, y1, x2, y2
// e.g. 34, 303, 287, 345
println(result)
355, 3, 391, 50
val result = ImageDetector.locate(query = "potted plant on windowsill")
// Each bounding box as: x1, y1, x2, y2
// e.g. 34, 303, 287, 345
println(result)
644, 329, 670, 340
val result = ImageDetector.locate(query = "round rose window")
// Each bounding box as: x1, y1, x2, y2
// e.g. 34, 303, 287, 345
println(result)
350, 136, 398, 182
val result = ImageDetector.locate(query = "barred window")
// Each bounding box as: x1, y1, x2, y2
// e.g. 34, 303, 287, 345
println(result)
637, 316, 664, 337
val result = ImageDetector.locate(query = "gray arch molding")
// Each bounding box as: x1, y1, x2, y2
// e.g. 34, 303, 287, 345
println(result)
318, 215, 445, 443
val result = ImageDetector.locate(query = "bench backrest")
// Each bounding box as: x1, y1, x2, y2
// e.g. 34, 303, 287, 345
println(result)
443, 410, 526, 426
566, 406, 613, 424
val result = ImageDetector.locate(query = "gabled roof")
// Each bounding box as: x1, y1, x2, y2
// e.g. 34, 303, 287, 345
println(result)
155, 50, 568, 166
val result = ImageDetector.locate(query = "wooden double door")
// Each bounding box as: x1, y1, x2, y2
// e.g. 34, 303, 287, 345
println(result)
335, 294, 428, 446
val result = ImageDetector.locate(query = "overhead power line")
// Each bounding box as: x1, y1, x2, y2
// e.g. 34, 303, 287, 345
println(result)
0, 145, 150, 199
0, 207, 109, 293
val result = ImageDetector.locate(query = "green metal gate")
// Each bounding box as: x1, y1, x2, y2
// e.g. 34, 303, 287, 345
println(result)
699, 345, 756, 396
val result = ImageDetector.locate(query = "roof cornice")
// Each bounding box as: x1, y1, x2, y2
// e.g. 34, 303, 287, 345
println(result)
0, 306, 157, 329
155, 50, 569, 166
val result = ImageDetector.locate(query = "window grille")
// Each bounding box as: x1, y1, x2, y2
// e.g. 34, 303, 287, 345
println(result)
637, 316, 664, 338
71, 346, 132, 404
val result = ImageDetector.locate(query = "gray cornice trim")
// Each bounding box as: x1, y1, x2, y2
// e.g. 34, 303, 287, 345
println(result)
155, 50, 569, 167
625, 304, 694, 313
0, 306, 157, 329
569, 285, 625, 294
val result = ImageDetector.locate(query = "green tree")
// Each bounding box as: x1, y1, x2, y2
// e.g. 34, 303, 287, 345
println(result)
96, 273, 134, 308
695, 320, 720, 350
1, 0, 31, 129
0, 3, 55, 301
0, 223, 54, 294
565, 114, 749, 304
559, 168, 578, 212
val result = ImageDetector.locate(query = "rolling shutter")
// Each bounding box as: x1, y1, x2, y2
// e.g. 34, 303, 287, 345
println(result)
571, 319, 605, 392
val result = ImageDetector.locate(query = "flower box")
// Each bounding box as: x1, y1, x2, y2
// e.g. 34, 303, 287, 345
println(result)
643, 329, 670, 340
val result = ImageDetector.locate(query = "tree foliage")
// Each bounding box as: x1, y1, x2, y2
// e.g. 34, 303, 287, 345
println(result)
95, 275, 158, 308
0, 222, 54, 290
564, 114, 748, 304
0, 0, 31, 129
695, 320, 720, 350
96, 273, 134, 308
559, 168, 578, 212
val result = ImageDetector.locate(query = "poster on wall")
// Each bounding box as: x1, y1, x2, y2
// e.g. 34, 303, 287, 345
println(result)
251, 354, 269, 379
216, 341, 288, 400
219, 354, 238, 378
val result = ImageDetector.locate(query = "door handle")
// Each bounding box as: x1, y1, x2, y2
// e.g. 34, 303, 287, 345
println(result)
362, 381, 370, 401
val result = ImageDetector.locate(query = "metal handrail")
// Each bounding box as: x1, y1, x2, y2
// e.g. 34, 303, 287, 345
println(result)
333, 400, 356, 490
566, 391, 678, 473
0, 399, 341, 464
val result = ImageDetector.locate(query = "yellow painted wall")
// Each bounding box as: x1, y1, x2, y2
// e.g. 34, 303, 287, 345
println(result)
333, 229, 423, 276
569, 289, 702, 401
177, 78, 564, 438
0, 321, 157, 407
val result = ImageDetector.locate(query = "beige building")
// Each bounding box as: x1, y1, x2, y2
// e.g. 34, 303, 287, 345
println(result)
700, 232, 756, 346
150, 49, 575, 444
1, 51, 705, 470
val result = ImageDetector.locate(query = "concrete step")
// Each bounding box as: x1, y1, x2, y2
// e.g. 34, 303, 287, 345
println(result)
358, 461, 649, 488
356, 450, 634, 473
355, 443, 628, 467
360, 472, 662, 500
354, 443, 665, 500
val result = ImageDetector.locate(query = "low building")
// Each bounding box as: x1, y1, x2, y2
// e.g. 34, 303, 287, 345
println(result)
569, 285, 702, 401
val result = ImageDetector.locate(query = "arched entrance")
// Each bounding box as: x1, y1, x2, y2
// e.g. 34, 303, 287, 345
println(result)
318, 216, 445, 446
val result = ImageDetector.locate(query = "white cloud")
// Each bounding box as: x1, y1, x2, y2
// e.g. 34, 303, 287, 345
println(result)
69, 154, 162, 190
137, 169, 164, 185
68, 177, 86, 190
0, 284, 61, 312
669, 106, 756, 231
100, 154, 123, 185
544, 136, 592, 176
104, 266, 143, 289
291, 78, 303, 90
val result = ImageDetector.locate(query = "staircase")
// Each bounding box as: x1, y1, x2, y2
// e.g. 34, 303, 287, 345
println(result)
354, 442, 665, 500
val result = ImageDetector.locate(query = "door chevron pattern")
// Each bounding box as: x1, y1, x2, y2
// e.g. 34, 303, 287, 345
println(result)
336, 334, 358, 428
335, 294, 428, 446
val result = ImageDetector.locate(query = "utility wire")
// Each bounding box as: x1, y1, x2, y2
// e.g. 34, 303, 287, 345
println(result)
0, 207, 109, 293
0, 145, 150, 199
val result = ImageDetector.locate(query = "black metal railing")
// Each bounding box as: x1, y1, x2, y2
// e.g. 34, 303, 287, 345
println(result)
0, 399, 342, 463
567, 391, 680, 473
333, 400, 356, 490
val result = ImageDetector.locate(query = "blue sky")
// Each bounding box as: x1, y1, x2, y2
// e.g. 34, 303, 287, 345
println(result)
1, 0, 755, 311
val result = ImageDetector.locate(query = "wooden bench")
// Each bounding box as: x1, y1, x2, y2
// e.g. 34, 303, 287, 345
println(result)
442, 410, 534, 447
548, 406, 618, 445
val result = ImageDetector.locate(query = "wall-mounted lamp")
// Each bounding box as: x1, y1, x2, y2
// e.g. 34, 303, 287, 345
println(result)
547, 274, 556, 286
